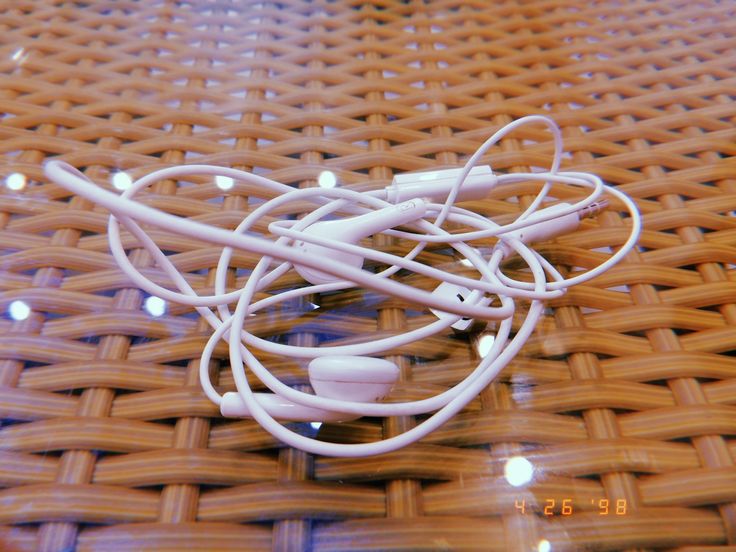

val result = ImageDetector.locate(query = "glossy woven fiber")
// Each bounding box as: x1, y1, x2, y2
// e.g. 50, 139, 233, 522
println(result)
2, 0, 736, 550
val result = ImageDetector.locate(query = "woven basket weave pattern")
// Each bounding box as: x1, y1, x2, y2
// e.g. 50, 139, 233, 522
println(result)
1, 1, 736, 550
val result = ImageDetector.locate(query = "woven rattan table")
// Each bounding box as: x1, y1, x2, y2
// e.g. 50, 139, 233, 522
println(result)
2, 1, 736, 551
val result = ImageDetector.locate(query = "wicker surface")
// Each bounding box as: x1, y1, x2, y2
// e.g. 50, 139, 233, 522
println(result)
1, 0, 736, 550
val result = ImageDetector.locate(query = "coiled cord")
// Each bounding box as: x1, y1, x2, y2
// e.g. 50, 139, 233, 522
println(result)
45, 115, 641, 457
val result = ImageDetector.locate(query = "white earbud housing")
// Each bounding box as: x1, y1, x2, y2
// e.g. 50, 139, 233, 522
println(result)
429, 282, 478, 331
219, 390, 355, 422
293, 199, 428, 285
217, 356, 399, 422
308, 356, 399, 402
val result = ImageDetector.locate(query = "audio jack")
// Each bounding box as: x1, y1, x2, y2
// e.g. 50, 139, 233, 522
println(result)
577, 199, 610, 220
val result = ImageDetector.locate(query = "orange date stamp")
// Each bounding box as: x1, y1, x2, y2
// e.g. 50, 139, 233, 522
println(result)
514, 498, 628, 516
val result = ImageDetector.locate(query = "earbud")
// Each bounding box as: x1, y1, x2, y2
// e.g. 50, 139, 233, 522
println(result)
220, 391, 354, 422
219, 356, 399, 422
293, 199, 427, 285
308, 355, 399, 402
429, 281, 489, 331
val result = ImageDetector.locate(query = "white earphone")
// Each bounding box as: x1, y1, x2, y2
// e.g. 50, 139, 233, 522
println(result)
291, 198, 428, 285
44, 115, 641, 457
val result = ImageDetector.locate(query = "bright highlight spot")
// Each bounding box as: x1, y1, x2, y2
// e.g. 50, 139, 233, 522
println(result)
144, 296, 166, 317
215, 175, 234, 190
310, 422, 322, 430
459, 249, 481, 268
11, 48, 28, 64
318, 170, 337, 188
5, 172, 26, 191
538, 539, 551, 552
504, 456, 534, 487
8, 300, 31, 321
112, 171, 132, 191
476, 334, 495, 358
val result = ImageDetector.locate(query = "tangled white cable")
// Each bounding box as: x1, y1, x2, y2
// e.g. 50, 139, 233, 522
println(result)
44, 115, 641, 457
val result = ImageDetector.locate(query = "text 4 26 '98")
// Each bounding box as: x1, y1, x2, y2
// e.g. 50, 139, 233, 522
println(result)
515, 498, 628, 516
